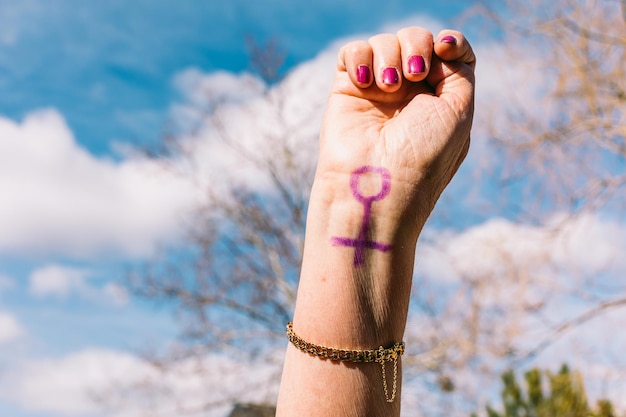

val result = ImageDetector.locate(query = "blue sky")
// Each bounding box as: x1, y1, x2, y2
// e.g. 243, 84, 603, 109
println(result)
1, 1, 625, 417
0, 0, 472, 156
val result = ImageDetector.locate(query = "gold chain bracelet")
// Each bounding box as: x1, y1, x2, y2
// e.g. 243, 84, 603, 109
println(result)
286, 322, 405, 403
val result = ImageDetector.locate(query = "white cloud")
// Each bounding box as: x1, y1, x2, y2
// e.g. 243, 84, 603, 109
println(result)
415, 213, 626, 344
29, 264, 91, 297
0, 348, 281, 417
0, 110, 198, 259
418, 213, 626, 286
173, 68, 267, 109
28, 264, 130, 306
548, 213, 626, 275
0, 348, 148, 416
0, 43, 333, 260
168, 46, 334, 197
0, 311, 24, 344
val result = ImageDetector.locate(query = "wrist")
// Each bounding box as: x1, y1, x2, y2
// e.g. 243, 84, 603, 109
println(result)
309, 168, 429, 242
291, 171, 423, 348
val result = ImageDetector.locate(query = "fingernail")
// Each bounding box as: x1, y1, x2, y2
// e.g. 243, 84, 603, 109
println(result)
381, 67, 399, 85
441, 35, 457, 45
408, 55, 425, 74
357, 65, 371, 84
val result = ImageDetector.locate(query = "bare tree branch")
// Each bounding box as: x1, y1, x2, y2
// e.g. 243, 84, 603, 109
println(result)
515, 297, 626, 365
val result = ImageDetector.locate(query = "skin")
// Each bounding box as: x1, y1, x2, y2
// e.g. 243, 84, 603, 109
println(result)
331, 165, 393, 266
276, 27, 476, 417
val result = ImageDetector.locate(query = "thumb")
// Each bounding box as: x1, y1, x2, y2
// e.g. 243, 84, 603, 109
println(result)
426, 31, 476, 116
433, 30, 476, 70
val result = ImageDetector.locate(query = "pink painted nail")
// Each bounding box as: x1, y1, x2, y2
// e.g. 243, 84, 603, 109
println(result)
441, 35, 457, 45
381, 67, 399, 85
357, 65, 371, 84
408, 55, 425, 74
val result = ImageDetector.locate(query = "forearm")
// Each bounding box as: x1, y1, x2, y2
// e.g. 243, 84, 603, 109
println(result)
276, 25, 475, 417
293, 182, 420, 346
276, 174, 424, 417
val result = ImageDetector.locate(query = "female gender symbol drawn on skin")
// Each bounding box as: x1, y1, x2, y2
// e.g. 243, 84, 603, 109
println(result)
331, 165, 392, 266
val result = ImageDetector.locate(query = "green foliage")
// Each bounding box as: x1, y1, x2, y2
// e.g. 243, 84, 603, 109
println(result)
477, 365, 620, 417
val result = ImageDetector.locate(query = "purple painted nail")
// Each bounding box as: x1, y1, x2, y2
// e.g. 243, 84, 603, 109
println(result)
357, 65, 371, 84
408, 55, 425, 74
441, 35, 457, 45
381, 67, 399, 85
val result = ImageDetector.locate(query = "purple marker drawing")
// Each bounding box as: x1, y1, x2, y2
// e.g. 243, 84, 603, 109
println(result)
331, 166, 392, 266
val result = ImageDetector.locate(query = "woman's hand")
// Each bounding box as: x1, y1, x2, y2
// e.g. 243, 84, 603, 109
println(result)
316, 27, 476, 233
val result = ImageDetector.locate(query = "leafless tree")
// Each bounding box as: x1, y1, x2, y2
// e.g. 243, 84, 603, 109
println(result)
398, 0, 626, 412
476, 0, 626, 216
120, 38, 322, 415
120, 2, 626, 415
